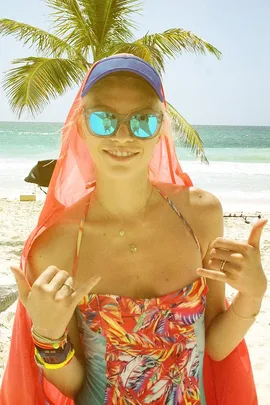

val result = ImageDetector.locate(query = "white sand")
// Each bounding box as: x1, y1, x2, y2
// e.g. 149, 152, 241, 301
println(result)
0, 198, 269, 403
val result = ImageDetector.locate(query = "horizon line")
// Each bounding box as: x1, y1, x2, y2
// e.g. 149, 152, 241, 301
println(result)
0, 121, 270, 128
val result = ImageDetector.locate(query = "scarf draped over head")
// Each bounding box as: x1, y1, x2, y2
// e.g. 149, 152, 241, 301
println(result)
0, 54, 257, 405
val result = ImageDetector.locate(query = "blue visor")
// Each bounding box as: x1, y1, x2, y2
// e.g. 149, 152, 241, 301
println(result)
81, 55, 164, 102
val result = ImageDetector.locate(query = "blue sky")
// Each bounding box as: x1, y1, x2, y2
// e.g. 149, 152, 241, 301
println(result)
1, 0, 269, 125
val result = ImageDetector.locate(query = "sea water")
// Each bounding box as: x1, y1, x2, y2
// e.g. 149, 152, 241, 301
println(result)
0, 122, 269, 212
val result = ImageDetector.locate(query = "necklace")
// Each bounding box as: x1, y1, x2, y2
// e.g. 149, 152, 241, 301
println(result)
93, 186, 154, 253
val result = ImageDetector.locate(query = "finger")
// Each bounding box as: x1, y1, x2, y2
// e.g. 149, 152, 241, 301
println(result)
197, 268, 228, 283
56, 276, 74, 299
34, 266, 60, 286
47, 270, 71, 291
208, 258, 241, 272
71, 275, 101, 304
210, 248, 243, 265
248, 218, 268, 249
211, 238, 250, 255
10, 263, 31, 304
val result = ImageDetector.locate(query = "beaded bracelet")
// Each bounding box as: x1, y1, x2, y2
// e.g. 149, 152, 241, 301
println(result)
231, 299, 259, 321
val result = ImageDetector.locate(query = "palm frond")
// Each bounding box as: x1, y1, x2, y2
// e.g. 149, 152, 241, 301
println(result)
2, 56, 86, 118
78, 0, 141, 60
45, 0, 95, 57
101, 40, 164, 74
167, 102, 209, 165
107, 28, 222, 75
0, 18, 87, 61
103, 41, 162, 73
138, 28, 222, 74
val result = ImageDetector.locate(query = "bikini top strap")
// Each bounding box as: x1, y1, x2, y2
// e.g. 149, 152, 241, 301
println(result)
72, 194, 91, 278
154, 186, 202, 256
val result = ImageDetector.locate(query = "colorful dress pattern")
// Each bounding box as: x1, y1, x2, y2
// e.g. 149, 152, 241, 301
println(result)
73, 185, 209, 405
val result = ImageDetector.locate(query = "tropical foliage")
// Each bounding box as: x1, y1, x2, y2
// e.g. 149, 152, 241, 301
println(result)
0, 0, 222, 163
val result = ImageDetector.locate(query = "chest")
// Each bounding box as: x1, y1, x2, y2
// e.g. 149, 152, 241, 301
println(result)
71, 202, 206, 299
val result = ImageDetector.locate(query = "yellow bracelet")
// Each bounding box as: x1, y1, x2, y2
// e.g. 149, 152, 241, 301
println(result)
231, 299, 259, 321
34, 346, 75, 370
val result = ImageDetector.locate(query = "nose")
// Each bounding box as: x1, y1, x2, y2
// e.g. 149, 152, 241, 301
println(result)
112, 121, 133, 143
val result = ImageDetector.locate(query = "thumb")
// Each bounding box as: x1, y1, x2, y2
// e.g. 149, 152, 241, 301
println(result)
10, 261, 31, 304
72, 275, 101, 305
248, 219, 268, 249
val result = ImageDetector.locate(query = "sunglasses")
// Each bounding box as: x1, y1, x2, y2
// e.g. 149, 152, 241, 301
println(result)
83, 108, 164, 139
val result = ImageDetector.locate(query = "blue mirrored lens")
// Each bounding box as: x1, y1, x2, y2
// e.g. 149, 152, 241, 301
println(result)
89, 111, 160, 138
89, 112, 117, 135
130, 114, 158, 138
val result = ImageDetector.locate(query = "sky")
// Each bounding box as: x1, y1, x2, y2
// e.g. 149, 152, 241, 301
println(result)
1, 0, 269, 126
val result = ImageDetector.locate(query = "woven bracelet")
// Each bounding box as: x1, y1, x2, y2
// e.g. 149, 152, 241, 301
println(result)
35, 336, 72, 360
31, 326, 68, 349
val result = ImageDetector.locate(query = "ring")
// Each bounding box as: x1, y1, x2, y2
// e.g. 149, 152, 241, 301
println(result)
220, 260, 227, 272
63, 283, 75, 293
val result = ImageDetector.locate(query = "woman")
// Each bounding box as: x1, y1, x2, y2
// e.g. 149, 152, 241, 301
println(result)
1, 54, 267, 405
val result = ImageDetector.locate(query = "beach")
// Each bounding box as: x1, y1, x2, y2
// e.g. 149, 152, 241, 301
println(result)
1, 0, 270, 400
0, 197, 269, 403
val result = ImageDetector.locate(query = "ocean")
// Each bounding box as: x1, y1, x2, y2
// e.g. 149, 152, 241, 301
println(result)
0, 121, 269, 212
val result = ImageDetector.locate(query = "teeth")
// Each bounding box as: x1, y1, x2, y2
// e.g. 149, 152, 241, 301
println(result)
107, 151, 136, 157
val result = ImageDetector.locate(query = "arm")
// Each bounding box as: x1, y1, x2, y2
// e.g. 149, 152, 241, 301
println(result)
26, 227, 85, 398
205, 292, 262, 361
42, 314, 86, 398
196, 189, 266, 361
41, 314, 86, 398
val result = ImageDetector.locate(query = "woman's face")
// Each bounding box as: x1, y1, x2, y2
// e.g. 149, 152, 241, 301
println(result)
79, 74, 165, 180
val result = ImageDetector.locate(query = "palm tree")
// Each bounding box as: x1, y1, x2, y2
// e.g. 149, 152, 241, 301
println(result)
0, 0, 222, 164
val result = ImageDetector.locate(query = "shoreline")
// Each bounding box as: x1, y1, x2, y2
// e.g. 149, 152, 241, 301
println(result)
1, 199, 270, 403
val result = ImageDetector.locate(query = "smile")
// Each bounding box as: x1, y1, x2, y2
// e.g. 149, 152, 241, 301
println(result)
104, 150, 139, 161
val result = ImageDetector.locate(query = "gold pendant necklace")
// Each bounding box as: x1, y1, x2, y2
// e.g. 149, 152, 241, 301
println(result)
94, 186, 154, 253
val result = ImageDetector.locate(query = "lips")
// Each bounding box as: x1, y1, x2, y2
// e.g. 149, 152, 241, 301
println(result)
104, 150, 139, 154
104, 150, 139, 160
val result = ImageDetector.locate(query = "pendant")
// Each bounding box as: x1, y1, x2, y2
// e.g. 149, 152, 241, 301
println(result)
119, 230, 125, 236
130, 244, 137, 253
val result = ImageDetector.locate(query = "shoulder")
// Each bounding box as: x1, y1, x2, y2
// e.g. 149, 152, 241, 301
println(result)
189, 186, 223, 218
185, 186, 224, 258
34, 194, 89, 245
188, 186, 224, 240
26, 195, 88, 284
173, 183, 222, 211
157, 183, 224, 266
175, 184, 222, 224
158, 182, 224, 241
157, 181, 222, 209
189, 186, 224, 257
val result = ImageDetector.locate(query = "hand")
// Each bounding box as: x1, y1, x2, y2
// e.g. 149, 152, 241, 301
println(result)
10, 263, 101, 340
196, 219, 268, 300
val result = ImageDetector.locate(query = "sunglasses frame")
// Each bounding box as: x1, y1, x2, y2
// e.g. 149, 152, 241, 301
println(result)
83, 108, 164, 140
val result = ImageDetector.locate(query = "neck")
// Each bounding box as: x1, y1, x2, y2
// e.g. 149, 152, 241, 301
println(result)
91, 172, 156, 221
